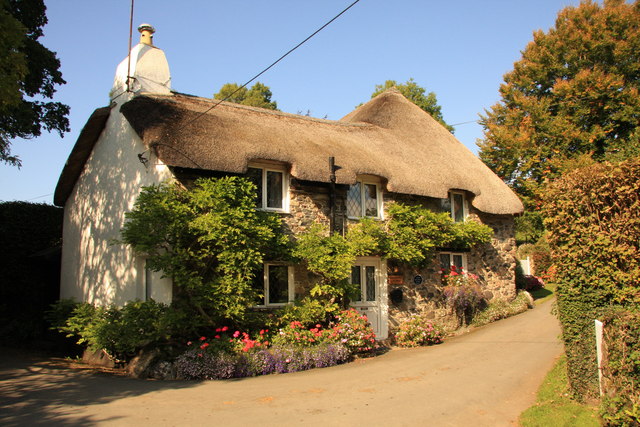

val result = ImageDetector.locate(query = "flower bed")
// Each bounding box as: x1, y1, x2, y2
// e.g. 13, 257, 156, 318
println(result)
173, 308, 376, 380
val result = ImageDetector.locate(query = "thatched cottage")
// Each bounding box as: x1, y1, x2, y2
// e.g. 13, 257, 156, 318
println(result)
54, 26, 523, 339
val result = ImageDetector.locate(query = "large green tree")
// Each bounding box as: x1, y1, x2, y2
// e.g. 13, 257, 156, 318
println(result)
369, 79, 453, 132
478, 0, 640, 206
213, 81, 278, 110
0, 0, 69, 167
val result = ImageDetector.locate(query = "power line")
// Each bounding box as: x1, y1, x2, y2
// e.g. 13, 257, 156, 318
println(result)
177, 0, 361, 133
26, 193, 53, 201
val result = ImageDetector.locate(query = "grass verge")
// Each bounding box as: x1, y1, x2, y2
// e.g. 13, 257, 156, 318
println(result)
519, 354, 600, 426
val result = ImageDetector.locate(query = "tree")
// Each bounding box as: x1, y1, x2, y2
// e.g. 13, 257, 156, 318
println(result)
369, 79, 454, 132
478, 0, 640, 207
213, 81, 278, 110
121, 177, 290, 325
0, 0, 69, 167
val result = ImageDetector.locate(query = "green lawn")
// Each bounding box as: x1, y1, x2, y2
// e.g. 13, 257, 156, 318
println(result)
530, 281, 556, 304
519, 355, 600, 426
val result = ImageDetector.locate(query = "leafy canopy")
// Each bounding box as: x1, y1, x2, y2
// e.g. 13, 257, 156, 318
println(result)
121, 177, 290, 325
0, 0, 69, 167
213, 81, 278, 110
478, 0, 640, 207
369, 79, 454, 133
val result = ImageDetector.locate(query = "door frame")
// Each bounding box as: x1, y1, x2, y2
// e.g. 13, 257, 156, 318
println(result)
350, 256, 388, 340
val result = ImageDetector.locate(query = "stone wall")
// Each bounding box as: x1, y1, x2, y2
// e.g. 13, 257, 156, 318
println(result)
276, 182, 518, 333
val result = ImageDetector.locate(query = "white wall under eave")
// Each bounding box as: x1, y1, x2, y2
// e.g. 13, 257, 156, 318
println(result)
60, 98, 174, 306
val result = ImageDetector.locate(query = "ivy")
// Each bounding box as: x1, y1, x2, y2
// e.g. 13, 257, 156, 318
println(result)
293, 202, 494, 307
543, 157, 640, 400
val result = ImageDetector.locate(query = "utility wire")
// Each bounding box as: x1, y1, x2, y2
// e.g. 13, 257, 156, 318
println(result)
177, 0, 361, 133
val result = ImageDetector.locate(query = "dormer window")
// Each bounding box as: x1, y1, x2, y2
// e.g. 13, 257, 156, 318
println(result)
246, 164, 289, 212
441, 191, 468, 222
347, 178, 383, 219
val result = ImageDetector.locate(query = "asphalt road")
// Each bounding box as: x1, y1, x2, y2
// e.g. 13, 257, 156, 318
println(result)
1, 299, 562, 426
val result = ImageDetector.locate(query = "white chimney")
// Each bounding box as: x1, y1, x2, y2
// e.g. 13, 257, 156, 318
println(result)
111, 23, 171, 101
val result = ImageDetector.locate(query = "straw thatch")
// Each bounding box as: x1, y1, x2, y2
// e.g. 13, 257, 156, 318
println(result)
55, 90, 523, 215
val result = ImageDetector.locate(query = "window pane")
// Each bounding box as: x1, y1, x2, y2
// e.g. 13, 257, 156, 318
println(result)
440, 254, 451, 270
365, 266, 376, 302
252, 267, 265, 306
364, 184, 378, 217
266, 170, 283, 209
351, 266, 362, 302
347, 184, 362, 217
268, 265, 288, 304
453, 254, 464, 269
453, 193, 465, 222
246, 167, 263, 208
440, 197, 451, 215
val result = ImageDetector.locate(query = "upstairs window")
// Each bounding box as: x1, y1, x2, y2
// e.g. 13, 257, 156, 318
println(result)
440, 191, 468, 222
246, 165, 288, 212
347, 179, 382, 219
252, 264, 294, 307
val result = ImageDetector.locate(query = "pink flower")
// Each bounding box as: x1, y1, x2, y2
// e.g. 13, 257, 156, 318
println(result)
197, 353, 203, 357
233, 331, 240, 338
186, 341, 192, 346
221, 326, 229, 332
214, 335, 220, 339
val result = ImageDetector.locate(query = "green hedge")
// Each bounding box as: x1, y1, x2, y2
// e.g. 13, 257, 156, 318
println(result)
543, 157, 640, 399
600, 309, 640, 426
0, 201, 63, 347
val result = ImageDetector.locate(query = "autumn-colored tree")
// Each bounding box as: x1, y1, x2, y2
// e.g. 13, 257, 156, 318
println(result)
213, 81, 278, 110
369, 79, 453, 132
478, 0, 640, 207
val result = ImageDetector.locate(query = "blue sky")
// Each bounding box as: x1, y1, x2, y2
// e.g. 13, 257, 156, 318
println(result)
0, 0, 583, 204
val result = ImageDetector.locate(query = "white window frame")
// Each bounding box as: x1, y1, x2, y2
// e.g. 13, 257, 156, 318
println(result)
247, 163, 290, 213
253, 263, 295, 307
347, 178, 384, 220
439, 251, 468, 272
444, 191, 468, 222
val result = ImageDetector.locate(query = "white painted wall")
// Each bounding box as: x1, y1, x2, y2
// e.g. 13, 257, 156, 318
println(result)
59, 97, 174, 306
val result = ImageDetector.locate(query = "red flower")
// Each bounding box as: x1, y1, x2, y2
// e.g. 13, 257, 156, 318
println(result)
214, 335, 220, 339
200, 343, 209, 349
199, 336, 206, 341
233, 331, 240, 338
221, 326, 229, 332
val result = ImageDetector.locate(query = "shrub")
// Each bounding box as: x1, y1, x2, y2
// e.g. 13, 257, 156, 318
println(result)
273, 297, 333, 329
54, 300, 171, 362
441, 266, 486, 325
331, 308, 376, 355
472, 291, 533, 327
394, 315, 444, 347
272, 321, 332, 347
0, 202, 63, 347
543, 158, 640, 399
599, 309, 640, 426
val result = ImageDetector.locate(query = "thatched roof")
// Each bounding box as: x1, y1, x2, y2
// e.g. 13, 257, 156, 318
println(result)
55, 90, 523, 215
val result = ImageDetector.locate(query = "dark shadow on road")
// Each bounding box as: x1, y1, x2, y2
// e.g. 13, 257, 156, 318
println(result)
0, 352, 200, 426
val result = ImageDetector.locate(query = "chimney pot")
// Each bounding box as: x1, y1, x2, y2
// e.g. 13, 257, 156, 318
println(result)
138, 23, 155, 46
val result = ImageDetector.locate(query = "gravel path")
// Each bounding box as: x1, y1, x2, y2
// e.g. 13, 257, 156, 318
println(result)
0, 299, 562, 426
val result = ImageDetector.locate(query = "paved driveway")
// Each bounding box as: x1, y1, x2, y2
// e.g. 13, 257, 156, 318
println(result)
1, 299, 562, 426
